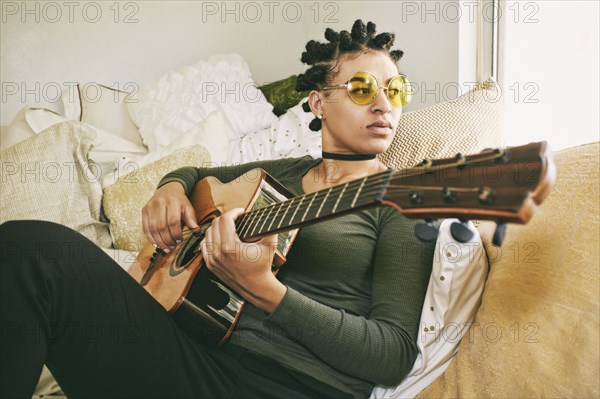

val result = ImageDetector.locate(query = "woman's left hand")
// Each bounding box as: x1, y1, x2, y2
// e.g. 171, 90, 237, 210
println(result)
200, 208, 287, 313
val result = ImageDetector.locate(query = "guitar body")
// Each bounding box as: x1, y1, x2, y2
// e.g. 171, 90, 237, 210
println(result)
128, 169, 299, 347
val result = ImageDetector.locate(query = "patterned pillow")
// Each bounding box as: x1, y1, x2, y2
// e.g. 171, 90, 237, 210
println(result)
379, 79, 503, 169
0, 121, 112, 248
101, 145, 212, 251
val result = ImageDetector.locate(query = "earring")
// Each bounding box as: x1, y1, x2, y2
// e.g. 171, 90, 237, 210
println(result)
309, 115, 322, 131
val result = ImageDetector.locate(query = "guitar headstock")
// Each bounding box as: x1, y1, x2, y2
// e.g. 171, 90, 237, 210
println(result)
382, 141, 556, 245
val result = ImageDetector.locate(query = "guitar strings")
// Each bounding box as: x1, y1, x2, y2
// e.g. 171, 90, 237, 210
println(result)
176, 151, 510, 240
236, 184, 484, 238
174, 182, 487, 243
239, 151, 508, 229
235, 159, 496, 231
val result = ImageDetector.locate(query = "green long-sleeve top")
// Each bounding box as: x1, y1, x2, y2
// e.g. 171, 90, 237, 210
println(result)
157, 156, 435, 398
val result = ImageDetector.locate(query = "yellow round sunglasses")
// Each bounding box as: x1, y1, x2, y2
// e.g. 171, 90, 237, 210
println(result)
322, 71, 412, 107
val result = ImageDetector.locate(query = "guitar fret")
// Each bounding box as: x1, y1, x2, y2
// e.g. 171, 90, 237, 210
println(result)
332, 183, 349, 213
316, 187, 333, 218
288, 196, 305, 226
236, 216, 247, 237
301, 192, 317, 222
238, 212, 253, 238
351, 177, 368, 208
241, 208, 256, 238
267, 202, 281, 232
249, 207, 264, 237
278, 198, 295, 229
257, 204, 274, 236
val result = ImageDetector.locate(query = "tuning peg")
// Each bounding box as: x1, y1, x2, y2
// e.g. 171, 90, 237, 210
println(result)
450, 220, 475, 243
493, 222, 507, 246
442, 187, 458, 204
416, 159, 432, 168
415, 219, 439, 242
409, 191, 423, 205
494, 148, 512, 163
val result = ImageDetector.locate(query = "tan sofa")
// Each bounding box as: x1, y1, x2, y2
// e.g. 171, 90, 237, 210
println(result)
416, 142, 600, 398
18, 78, 598, 397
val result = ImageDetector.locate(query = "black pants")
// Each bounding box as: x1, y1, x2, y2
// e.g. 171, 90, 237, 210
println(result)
0, 220, 352, 399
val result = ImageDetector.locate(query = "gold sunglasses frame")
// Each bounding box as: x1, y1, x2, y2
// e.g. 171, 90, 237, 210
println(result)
322, 71, 412, 107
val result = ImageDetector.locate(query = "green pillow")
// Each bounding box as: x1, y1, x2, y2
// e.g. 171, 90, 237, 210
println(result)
258, 75, 309, 116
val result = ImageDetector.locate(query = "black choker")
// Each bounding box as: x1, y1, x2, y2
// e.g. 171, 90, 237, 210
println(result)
321, 152, 377, 161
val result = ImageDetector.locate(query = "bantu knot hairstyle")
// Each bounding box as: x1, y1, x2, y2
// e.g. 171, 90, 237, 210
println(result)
296, 20, 404, 131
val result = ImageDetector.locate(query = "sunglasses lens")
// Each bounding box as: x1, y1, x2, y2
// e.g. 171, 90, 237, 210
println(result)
388, 75, 412, 107
347, 72, 378, 105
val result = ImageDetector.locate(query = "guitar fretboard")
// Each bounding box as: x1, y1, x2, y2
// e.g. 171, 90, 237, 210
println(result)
235, 169, 393, 239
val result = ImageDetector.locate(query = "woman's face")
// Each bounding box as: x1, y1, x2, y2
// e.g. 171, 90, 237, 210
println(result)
319, 51, 403, 155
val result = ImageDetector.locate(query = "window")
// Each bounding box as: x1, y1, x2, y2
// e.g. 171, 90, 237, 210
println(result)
498, 0, 599, 150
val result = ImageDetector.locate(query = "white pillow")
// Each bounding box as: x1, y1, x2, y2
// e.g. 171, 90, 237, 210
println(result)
370, 219, 488, 399
100, 110, 228, 188
0, 106, 36, 151
61, 83, 145, 148
23, 107, 148, 179
87, 127, 149, 178
25, 107, 68, 133
228, 100, 321, 164
128, 54, 277, 152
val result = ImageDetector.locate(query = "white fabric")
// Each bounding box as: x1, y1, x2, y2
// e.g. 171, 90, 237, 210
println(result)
61, 83, 146, 148
61, 84, 81, 120
87, 128, 149, 179
100, 111, 227, 188
0, 105, 36, 150
370, 219, 488, 399
128, 54, 277, 152
25, 107, 68, 133
228, 100, 321, 164
23, 107, 148, 179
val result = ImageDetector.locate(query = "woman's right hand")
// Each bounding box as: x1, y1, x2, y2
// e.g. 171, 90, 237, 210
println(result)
141, 182, 200, 253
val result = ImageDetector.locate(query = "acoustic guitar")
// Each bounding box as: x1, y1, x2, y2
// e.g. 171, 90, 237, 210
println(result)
128, 141, 555, 347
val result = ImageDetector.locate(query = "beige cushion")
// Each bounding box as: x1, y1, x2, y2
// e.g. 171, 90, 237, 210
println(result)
33, 366, 63, 397
0, 121, 112, 248
380, 79, 503, 169
102, 145, 212, 250
416, 142, 600, 398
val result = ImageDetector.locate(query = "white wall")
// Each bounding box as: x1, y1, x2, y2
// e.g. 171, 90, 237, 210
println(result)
1, 0, 467, 125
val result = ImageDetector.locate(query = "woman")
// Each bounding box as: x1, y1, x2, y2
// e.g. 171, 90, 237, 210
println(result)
0, 20, 434, 399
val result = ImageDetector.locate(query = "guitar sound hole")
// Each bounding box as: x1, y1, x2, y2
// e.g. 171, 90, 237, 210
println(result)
187, 267, 231, 310
177, 233, 203, 267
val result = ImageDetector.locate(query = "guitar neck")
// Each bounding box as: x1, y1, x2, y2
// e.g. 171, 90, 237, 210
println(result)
234, 170, 394, 240
233, 141, 555, 240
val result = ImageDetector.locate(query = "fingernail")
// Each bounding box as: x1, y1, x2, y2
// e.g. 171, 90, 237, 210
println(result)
169, 245, 176, 249
163, 248, 170, 254
152, 243, 157, 248
176, 240, 182, 244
